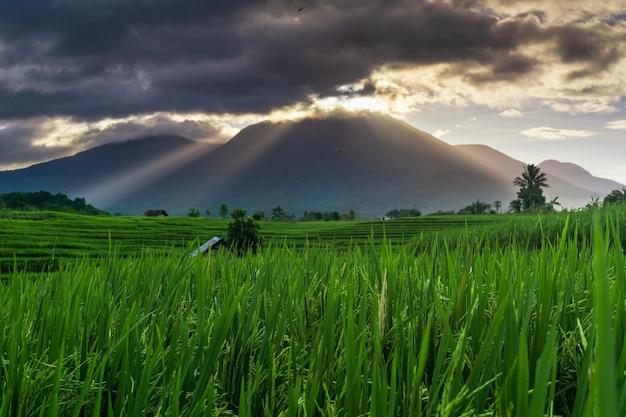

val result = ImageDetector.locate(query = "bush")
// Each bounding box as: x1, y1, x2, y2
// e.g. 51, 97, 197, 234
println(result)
227, 208, 261, 254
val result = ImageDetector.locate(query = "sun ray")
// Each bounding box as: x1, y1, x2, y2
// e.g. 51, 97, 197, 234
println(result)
76, 141, 216, 211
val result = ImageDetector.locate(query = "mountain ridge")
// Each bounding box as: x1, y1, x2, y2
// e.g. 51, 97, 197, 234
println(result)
0, 114, 622, 216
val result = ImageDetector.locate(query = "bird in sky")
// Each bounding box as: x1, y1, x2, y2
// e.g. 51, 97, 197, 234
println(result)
298, 6, 306, 12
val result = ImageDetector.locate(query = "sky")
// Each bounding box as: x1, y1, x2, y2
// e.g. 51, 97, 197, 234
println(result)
1, 0, 626, 185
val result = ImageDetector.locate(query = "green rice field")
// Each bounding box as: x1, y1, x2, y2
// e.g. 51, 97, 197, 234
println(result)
1, 208, 625, 416
0, 211, 513, 274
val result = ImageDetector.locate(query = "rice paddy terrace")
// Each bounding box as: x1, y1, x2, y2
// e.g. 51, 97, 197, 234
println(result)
1, 211, 516, 273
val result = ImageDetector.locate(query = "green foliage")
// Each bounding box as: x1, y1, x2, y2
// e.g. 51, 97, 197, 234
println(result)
512, 164, 550, 211
603, 187, 626, 205
457, 199, 493, 214
0, 191, 108, 215
271, 205, 286, 221
6, 208, 626, 274
187, 207, 200, 217
508, 198, 522, 213
301, 210, 343, 221
2, 208, 626, 415
218, 203, 229, 218
227, 208, 261, 254
386, 207, 421, 218
428, 210, 456, 215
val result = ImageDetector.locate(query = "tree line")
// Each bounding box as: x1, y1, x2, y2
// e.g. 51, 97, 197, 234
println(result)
0, 191, 109, 215
193, 204, 360, 222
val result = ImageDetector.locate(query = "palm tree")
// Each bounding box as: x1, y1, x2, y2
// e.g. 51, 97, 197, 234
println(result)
513, 164, 549, 211
218, 203, 229, 218
586, 196, 601, 210
543, 196, 561, 212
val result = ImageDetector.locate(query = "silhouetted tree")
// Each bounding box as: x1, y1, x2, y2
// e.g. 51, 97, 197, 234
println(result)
543, 196, 561, 212
271, 206, 285, 221
386, 208, 421, 218
493, 200, 501, 213
218, 203, 229, 218
509, 199, 522, 213
252, 210, 265, 221
586, 196, 601, 210
458, 200, 492, 214
513, 164, 549, 211
188, 207, 200, 217
227, 208, 261, 254
603, 188, 626, 205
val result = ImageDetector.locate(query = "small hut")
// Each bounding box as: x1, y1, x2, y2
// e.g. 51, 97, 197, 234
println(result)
143, 209, 168, 217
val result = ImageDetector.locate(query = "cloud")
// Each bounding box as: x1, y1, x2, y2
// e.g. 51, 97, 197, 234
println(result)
0, 118, 77, 169
433, 129, 450, 138
1, 0, 626, 170
499, 109, 523, 118
605, 120, 626, 130
520, 126, 597, 140
0, 113, 234, 170
2, 0, 623, 120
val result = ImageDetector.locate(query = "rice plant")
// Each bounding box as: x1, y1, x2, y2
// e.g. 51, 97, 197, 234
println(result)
1, 208, 625, 416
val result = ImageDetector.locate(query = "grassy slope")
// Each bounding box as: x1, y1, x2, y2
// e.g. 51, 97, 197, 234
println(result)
0, 211, 516, 273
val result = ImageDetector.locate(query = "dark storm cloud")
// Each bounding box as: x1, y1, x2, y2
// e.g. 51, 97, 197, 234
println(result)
0, 0, 542, 119
0, 0, 622, 120
464, 52, 538, 85
551, 23, 624, 80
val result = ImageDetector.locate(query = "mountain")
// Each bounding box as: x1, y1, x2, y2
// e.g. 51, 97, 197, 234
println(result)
538, 160, 624, 194
0, 113, 622, 216
128, 113, 513, 215
457, 145, 622, 209
0, 135, 219, 214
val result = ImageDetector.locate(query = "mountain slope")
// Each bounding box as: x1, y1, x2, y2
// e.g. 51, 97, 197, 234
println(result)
128, 113, 515, 215
0, 135, 219, 213
456, 145, 623, 209
539, 159, 624, 194
0, 114, 622, 216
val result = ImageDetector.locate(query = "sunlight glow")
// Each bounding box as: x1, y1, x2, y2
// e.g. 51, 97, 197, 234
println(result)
79, 141, 215, 209
27, 112, 243, 153
31, 118, 90, 148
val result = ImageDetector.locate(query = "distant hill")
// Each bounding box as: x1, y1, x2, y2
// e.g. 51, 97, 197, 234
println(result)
457, 145, 622, 209
538, 159, 624, 194
0, 135, 218, 214
0, 114, 622, 216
